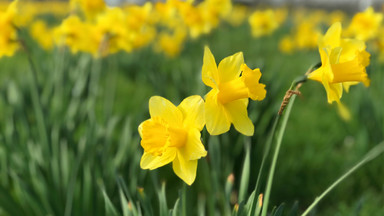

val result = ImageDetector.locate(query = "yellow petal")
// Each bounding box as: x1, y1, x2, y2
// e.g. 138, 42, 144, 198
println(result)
225, 99, 254, 136
308, 48, 332, 82
202, 46, 219, 88
217, 51, 244, 83
178, 95, 205, 130
205, 89, 231, 135
322, 81, 343, 104
149, 96, 183, 127
307, 67, 323, 82
331, 60, 368, 83
138, 121, 144, 137
184, 128, 207, 160
336, 101, 351, 121
140, 148, 177, 170
320, 22, 341, 48
342, 81, 359, 92
241, 64, 267, 101
339, 38, 366, 62
173, 152, 198, 185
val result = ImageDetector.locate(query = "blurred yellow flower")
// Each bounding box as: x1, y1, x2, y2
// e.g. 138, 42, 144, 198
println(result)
202, 47, 266, 136
308, 22, 370, 105
124, 2, 157, 50
180, 2, 213, 39
156, 27, 186, 57
94, 7, 132, 55
139, 95, 207, 185
294, 21, 321, 50
344, 7, 383, 41
279, 36, 294, 54
274, 8, 288, 25
71, 0, 106, 19
53, 15, 99, 55
0, 0, 19, 57
328, 10, 346, 25
225, 4, 248, 27
248, 9, 279, 38
30, 20, 54, 50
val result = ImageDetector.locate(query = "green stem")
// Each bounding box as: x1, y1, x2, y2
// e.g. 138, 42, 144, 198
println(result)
21, 40, 50, 151
238, 139, 251, 202
182, 184, 187, 216
261, 85, 298, 216
302, 141, 384, 216
251, 115, 280, 215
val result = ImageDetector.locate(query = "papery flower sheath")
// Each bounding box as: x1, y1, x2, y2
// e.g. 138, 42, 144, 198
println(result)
202, 47, 266, 136
139, 95, 207, 185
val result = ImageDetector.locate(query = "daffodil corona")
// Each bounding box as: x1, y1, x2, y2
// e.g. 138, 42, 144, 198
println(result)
139, 96, 207, 185
202, 47, 266, 136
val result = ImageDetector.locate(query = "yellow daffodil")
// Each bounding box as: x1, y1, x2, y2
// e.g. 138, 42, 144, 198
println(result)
156, 27, 186, 57
279, 35, 294, 54
248, 9, 279, 38
94, 7, 132, 56
308, 22, 370, 105
139, 95, 207, 185
328, 10, 346, 25
124, 3, 157, 50
30, 20, 54, 50
274, 8, 288, 25
71, 0, 106, 20
225, 4, 248, 27
53, 15, 96, 54
294, 21, 321, 50
344, 7, 383, 41
0, 0, 19, 58
202, 47, 266, 136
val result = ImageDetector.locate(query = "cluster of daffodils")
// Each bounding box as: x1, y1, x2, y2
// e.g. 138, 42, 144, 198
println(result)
279, 9, 345, 53
139, 47, 266, 185
279, 7, 384, 55
139, 21, 372, 184
0, 0, 234, 58
248, 8, 287, 38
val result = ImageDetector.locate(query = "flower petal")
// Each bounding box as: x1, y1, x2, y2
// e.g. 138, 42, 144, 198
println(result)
149, 96, 183, 127
184, 128, 207, 160
202, 46, 219, 88
336, 101, 351, 121
322, 80, 343, 104
217, 51, 244, 83
140, 148, 177, 170
320, 22, 341, 48
340, 38, 366, 62
331, 60, 368, 83
225, 99, 254, 136
205, 89, 231, 135
178, 95, 205, 130
172, 152, 198, 185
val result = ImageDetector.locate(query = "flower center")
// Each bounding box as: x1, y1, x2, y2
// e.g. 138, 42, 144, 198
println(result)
140, 117, 187, 156
217, 65, 266, 104
217, 78, 248, 104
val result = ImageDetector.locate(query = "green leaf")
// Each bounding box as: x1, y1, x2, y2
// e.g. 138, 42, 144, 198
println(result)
102, 189, 120, 216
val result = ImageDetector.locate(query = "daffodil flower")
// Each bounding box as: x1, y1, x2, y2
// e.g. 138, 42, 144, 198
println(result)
308, 22, 370, 104
202, 47, 266, 136
139, 95, 207, 185
344, 7, 383, 41
0, 0, 19, 58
